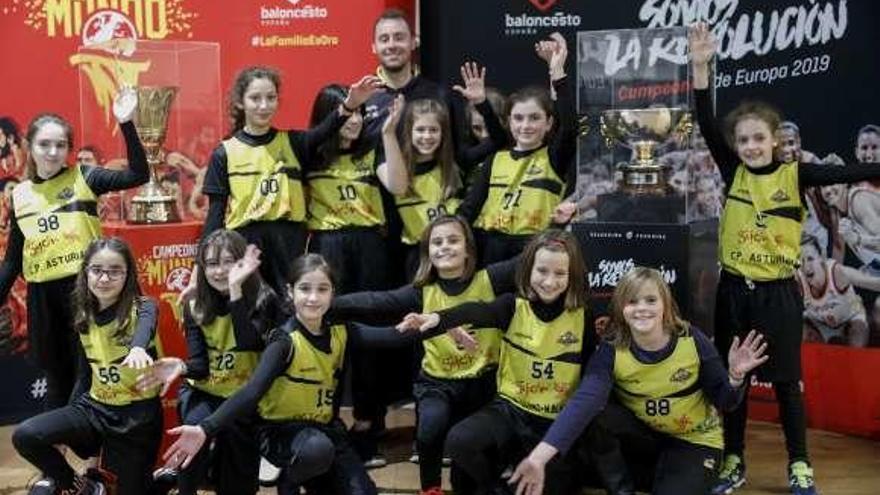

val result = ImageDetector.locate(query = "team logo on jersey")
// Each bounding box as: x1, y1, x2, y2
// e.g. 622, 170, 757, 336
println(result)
557, 331, 579, 346
57, 187, 74, 200
755, 212, 767, 229
526, 162, 544, 176
771, 189, 790, 202
670, 367, 693, 383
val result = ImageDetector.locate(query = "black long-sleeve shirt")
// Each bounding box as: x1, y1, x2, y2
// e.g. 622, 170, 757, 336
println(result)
200, 109, 350, 238
72, 297, 159, 399
330, 255, 520, 325
457, 77, 577, 224
694, 89, 880, 194
182, 291, 286, 380
199, 317, 432, 436
542, 326, 745, 455
0, 121, 149, 302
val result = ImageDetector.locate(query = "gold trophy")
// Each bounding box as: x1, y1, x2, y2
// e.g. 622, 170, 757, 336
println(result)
600, 107, 692, 195
128, 86, 181, 223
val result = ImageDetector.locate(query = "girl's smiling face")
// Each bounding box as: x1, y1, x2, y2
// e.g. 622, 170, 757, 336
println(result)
529, 247, 569, 303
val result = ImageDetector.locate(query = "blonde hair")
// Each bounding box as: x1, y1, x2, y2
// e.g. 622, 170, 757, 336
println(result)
605, 266, 688, 348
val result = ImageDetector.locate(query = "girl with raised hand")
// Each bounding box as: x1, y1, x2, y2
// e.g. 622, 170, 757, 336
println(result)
689, 23, 880, 495
0, 87, 148, 410
139, 229, 285, 494
331, 214, 518, 494
457, 32, 578, 266
160, 253, 453, 495
395, 229, 595, 494
385, 62, 507, 278
193, 66, 382, 295
13, 237, 160, 495
509, 267, 768, 495
305, 84, 408, 295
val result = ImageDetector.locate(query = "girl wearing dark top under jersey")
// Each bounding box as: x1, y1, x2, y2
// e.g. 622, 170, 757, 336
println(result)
0, 88, 148, 410
13, 238, 160, 495
161, 254, 456, 495
332, 215, 517, 493
509, 267, 768, 495
396, 229, 596, 494
193, 66, 382, 294
457, 33, 577, 266
139, 229, 285, 495
689, 24, 880, 495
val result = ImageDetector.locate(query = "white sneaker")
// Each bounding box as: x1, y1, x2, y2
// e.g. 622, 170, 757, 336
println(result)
259, 457, 281, 486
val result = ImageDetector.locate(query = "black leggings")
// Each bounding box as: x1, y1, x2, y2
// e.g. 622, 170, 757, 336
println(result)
27, 277, 78, 410
591, 402, 722, 495
12, 395, 161, 495
722, 379, 808, 462
413, 372, 496, 489
261, 421, 377, 495
714, 273, 809, 463
235, 220, 306, 295
445, 399, 575, 495
176, 385, 259, 495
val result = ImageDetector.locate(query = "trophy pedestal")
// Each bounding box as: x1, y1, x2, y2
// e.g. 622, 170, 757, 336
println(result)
128, 180, 180, 224
597, 191, 684, 224
621, 164, 669, 195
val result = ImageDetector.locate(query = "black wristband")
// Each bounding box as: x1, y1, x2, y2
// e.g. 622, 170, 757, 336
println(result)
342, 101, 357, 113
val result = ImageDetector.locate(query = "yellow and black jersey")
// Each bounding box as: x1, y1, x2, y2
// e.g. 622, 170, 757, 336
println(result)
306, 150, 385, 230
497, 298, 585, 419
223, 131, 305, 229
13, 166, 101, 282
719, 161, 804, 281
258, 324, 347, 423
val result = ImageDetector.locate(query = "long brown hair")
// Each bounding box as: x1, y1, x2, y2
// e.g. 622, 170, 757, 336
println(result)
227, 66, 281, 136
412, 215, 477, 288
192, 229, 275, 325
515, 229, 588, 310
605, 266, 688, 349
400, 98, 461, 200
25, 113, 73, 180
73, 237, 144, 345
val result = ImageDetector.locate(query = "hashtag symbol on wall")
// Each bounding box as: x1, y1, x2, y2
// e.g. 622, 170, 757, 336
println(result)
30, 377, 48, 400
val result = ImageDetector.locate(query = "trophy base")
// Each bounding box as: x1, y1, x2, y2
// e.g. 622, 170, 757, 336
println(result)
620, 165, 668, 195
128, 196, 181, 224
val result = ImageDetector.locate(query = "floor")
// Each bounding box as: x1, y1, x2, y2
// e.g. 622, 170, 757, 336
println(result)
1, 406, 878, 494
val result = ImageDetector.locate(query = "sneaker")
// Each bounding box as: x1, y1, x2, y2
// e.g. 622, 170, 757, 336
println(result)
349, 427, 387, 469
152, 467, 178, 494
26, 477, 55, 495
420, 487, 444, 495
409, 452, 420, 464
442, 456, 452, 467
259, 457, 281, 487
363, 454, 388, 469
711, 454, 746, 495
66, 474, 105, 495
789, 461, 818, 495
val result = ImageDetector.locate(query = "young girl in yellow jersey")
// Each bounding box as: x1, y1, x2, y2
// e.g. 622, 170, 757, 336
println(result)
689, 23, 880, 495
457, 33, 577, 266
0, 88, 148, 410
161, 253, 453, 494
384, 63, 507, 278
195, 66, 382, 294
397, 229, 595, 494
13, 237, 160, 495
332, 215, 517, 494
509, 267, 769, 495
140, 229, 285, 494
305, 83, 408, 294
